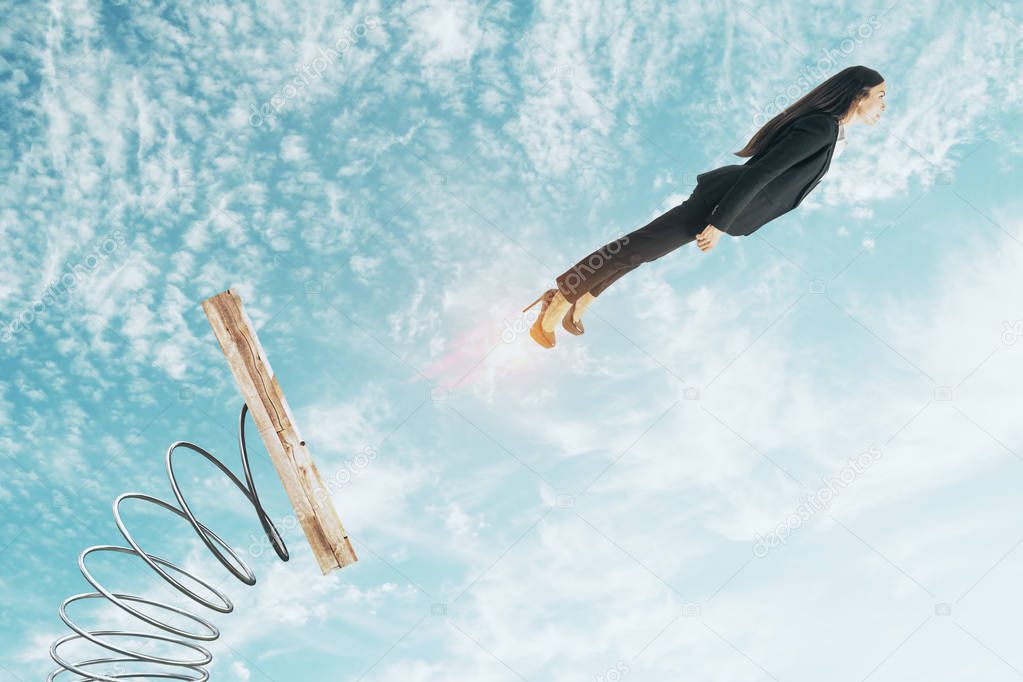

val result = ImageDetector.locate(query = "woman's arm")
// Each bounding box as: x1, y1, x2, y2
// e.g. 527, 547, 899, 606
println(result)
708, 113, 836, 234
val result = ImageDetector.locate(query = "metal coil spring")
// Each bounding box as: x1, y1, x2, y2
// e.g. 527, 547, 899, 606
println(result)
49, 403, 289, 681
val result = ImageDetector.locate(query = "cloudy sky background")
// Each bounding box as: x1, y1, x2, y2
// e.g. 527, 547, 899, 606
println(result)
2, 0, 1023, 679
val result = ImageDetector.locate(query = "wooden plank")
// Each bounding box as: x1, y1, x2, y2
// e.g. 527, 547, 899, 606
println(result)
201, 288, 357, 574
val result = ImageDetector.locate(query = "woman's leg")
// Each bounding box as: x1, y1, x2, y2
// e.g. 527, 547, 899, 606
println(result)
555, 192, 708, 303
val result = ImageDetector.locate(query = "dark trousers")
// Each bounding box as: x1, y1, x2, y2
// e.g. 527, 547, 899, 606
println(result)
555, 190, 710, 304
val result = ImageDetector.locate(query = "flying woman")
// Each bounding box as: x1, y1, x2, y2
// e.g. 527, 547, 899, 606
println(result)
523, 66, 886, 348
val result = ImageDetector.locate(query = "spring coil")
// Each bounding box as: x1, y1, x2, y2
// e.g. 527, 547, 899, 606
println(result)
49, 403, 289, 681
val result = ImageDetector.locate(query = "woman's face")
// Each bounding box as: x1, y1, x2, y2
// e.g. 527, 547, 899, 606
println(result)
854, 81, 886, 125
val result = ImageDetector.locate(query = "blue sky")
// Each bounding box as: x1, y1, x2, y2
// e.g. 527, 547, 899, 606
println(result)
2, 0, 1023, 680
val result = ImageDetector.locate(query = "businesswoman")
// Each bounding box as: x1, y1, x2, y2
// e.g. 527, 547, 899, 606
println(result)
523, 65, 886, 349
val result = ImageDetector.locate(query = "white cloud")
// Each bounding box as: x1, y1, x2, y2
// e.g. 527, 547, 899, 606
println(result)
405, 0, 484, 65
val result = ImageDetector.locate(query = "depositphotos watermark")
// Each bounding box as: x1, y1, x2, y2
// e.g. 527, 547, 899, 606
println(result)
247, 446, 378, 558
1, 229, 127, 343
594, 660, 630, 682
1001, 319, 1023, 345
557, 236, 631, 297
502, 305, 540, 344
249, 16, 380, 128
752, 15, 882, 127
752, 444, 883, 558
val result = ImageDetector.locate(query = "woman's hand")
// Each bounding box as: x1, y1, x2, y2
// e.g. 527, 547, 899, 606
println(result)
695, 224, 722, 252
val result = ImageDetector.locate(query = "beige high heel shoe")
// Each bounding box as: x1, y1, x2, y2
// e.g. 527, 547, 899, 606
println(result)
522, 288, 559, 348
561, 301, 584, 335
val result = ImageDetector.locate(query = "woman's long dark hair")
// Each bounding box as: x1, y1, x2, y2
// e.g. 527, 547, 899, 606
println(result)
735, 66, 884, 157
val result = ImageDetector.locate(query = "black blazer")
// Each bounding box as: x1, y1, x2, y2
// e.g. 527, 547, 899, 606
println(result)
694, 112, 840, 236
